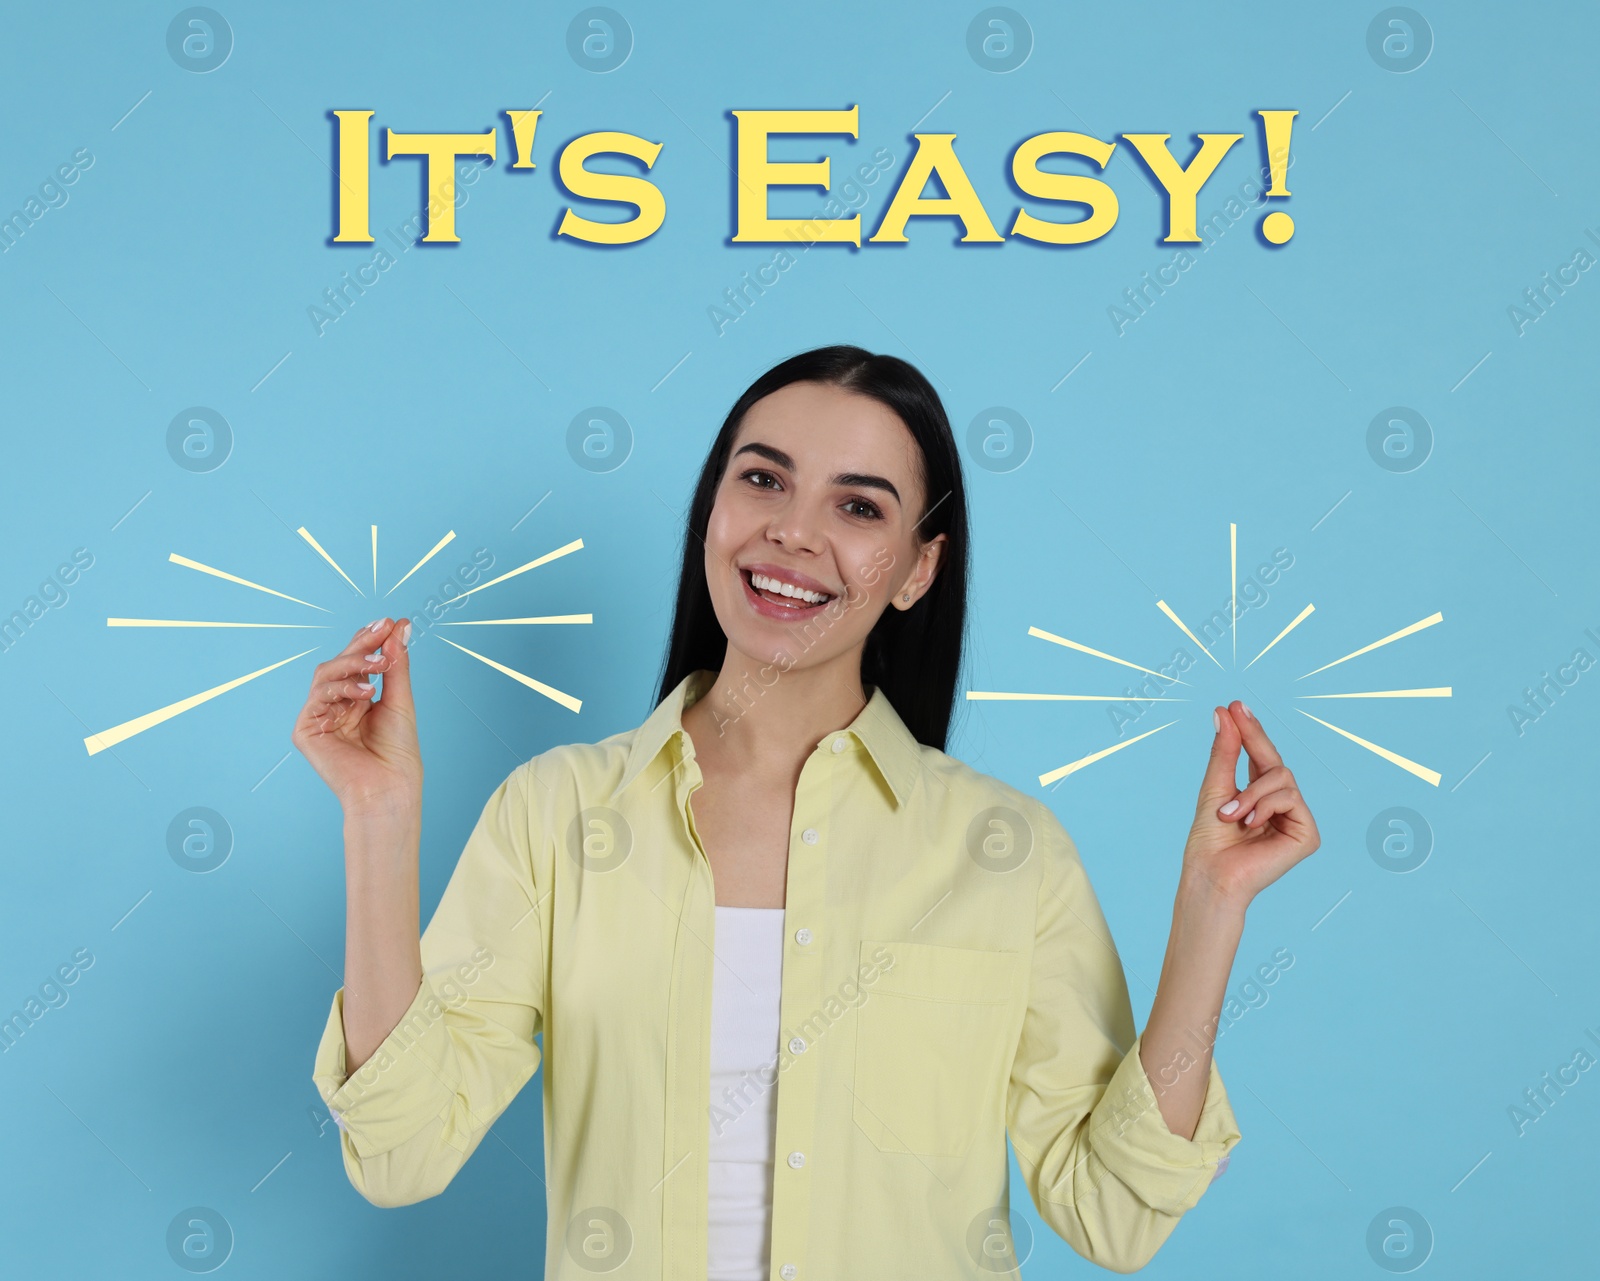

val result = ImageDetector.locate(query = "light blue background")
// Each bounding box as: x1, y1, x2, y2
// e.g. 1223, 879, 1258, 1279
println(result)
1, 1, 1595, 1276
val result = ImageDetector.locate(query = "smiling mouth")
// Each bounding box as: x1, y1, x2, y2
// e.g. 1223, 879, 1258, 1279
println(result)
742, 569, 835, 611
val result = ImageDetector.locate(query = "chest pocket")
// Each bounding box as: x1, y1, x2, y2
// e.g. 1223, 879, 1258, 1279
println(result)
852, 940, 1020, 1158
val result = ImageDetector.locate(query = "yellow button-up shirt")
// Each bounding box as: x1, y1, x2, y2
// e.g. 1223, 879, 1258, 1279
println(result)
313, 671, 1241, 1278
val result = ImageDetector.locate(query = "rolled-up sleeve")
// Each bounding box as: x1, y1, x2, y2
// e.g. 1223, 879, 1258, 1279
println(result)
1006, 801, 1241, 1273
312, 759, 547, 1207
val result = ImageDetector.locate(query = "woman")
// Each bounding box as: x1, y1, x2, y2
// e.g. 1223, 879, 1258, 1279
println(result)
297, 345, 1319, 1279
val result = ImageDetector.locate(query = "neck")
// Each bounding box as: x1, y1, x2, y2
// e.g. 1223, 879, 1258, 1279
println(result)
686, 644, 869, 775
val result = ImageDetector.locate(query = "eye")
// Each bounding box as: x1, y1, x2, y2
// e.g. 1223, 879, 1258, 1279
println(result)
841, 496, 883, 521
740, 468, 782, 491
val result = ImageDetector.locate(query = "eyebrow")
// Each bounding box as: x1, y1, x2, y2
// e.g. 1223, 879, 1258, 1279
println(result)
733, 441, 902, 505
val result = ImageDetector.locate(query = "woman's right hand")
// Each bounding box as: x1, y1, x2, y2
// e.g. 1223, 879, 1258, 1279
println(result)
291, 617, 421, 814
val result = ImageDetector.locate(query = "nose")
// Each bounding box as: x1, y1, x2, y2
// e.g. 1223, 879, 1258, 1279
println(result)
765, 494, 825, 555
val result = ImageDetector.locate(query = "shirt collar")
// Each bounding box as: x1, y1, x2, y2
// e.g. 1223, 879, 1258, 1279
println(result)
613, 671, 925, 808
840, 683, 923, 808
613, 670, 712, 799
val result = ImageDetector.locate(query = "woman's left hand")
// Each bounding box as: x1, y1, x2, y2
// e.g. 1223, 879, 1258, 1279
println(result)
1182, 700, 1321, 910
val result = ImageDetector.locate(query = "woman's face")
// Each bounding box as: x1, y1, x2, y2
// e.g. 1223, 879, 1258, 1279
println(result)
701, 380, 946, 678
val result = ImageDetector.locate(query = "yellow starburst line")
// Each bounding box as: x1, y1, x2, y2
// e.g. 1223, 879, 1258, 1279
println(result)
436, 637, 582, 712
1245, 603, 1315, 669
1155, 599, 1222, 668
1298, 611, 1443, 680
454, 538, 584, 602
386, 530, 456, 596
297, 526, 365, 597
438, 614, 593, 626
967, 691, 1182, 702
1295, 709, 1441, 786
1230, 522, 1237, 665
84, 648, 319, 755
1039, 721, 1177, 787
1027, 626, 1192, 686
1301, 687, 1452, 699
168, 553, 329, 612
108, 619, 326, 629
371, 525, 378, 594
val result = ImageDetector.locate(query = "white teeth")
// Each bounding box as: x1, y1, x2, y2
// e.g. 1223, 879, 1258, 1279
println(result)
750, 572, 829, 605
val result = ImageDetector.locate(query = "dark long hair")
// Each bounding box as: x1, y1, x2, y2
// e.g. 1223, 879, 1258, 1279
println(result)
656, 345, 969, 750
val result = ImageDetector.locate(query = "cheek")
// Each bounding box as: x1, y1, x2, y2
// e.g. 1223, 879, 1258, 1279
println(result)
854, 538, 902, 592
701, 503, 746, 578
839, 540, 902, 610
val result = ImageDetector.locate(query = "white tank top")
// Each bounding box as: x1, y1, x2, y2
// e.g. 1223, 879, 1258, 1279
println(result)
707, 905, 785, 1281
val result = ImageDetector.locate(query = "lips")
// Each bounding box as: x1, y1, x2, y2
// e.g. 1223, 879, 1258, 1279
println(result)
739, 563, 837, 622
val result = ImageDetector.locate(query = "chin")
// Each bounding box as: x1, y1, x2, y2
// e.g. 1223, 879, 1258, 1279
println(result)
716, 601, 862, 678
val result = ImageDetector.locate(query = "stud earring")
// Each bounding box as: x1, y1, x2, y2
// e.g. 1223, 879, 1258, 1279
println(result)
901, 592, 910, 602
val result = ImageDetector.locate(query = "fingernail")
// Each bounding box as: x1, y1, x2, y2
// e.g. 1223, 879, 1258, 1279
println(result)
1213, 710, 1221, 733
1240, 703, 1254, 720
355, 682, 373, 694
1220, 799, 1240, 816
367, 618, 382, 631
1244, 808, 1256, 824
402, 621, 413, 649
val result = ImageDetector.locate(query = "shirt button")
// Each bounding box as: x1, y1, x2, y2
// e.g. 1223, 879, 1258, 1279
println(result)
780, 1266, 797, 1280
801, 828, 819, 845
787, 1150, 806, 1169
794, 927, 812, 946
831, 737, 847, 753
788, 1035, 807, 1054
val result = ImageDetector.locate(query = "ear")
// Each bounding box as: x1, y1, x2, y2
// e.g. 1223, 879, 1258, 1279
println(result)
891, 533, 947, 611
